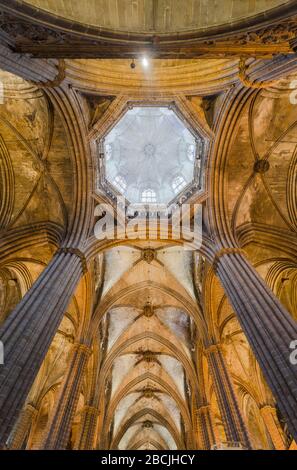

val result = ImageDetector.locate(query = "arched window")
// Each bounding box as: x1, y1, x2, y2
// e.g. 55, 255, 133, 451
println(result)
172, 175, 186, 193
141, 189, 157, 203
104, 143, 112, 161
187, 144, 195, 162
114, 175, 127, 192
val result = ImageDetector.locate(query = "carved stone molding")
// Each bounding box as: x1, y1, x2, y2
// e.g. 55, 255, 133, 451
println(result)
236, 19, 297, 45
1, 9, 297, 58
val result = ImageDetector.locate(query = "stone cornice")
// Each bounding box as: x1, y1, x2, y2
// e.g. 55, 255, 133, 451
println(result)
1, 5, 297, 58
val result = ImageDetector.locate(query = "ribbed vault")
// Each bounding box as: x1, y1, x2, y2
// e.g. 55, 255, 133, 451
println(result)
0, 26, 296, 451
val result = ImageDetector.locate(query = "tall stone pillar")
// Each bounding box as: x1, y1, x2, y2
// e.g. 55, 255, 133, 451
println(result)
42, 342, 91, 450
0, 248, 86, 446
74, 405, 99, 450
29, 413, 50, 450
8, 403, 38, 449
213, 248, 297, 440
205, 343, 252, 449
260, 405, 286, 450
195, 404, 217, 450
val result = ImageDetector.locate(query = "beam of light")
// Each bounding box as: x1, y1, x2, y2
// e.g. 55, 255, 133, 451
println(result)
142, 57, 149, 68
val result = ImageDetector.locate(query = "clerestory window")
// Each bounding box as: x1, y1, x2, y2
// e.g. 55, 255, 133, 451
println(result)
141, 189, 157, 203
114, 175, 127, 192
172, 175, 187, 193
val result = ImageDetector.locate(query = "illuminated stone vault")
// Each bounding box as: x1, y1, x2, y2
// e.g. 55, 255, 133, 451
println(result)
99, 104, 206, 206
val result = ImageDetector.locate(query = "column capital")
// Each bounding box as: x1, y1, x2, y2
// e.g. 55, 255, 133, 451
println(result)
8, 402, 39, 449
212, 247, 246, 273
83, 406, 99, 416
204, 343, 222, 355
58, 247, 88, 274
196, 404, 211, 415
26, 403, 38, 416
259, 404, 285, 449
72, 342, 92, 357
259, 404, 277, 414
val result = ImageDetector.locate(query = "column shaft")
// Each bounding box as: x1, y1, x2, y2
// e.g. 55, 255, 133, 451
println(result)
260, 405, 286, 450
206, 344, 252, 449
196, 405, 217, 450
0, 251, 83, 445
42, 343, 91, 450
74, 405, 98, 450
8, 403, 37, 449
215, 251, 297, 440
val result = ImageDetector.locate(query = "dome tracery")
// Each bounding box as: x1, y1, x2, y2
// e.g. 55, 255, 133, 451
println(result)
100, 104, 205, 206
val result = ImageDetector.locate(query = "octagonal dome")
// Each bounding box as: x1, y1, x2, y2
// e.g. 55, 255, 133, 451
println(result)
101, 105, 203, 206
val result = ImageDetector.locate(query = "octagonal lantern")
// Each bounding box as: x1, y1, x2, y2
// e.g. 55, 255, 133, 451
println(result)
98, 104, 206, 206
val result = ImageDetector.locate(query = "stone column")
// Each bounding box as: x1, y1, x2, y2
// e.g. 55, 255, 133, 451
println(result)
29, 414, 49, 450
8, 403, 38, 449
74, 405, 99, 450
42, 342, 91, 450
0, 248, 86, 446
195, 404, 217, 450
205, 343, 252, 449
213, 248, 297, 441
260, 405, 286, 450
